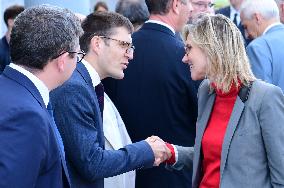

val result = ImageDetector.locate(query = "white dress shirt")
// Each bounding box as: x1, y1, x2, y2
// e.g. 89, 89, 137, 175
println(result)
81, 59, 135, 188
146, 19, 176, 34
230, 6, 241, 26
9, 63, 49, 107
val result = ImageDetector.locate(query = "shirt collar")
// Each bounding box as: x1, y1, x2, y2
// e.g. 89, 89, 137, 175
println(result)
263, 22, 282, 35
145, 19, 175, 34
81, 59, 101, 88
9, 63, 49, 107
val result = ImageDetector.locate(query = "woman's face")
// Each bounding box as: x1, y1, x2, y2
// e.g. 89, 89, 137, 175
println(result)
182, 35, 208, 80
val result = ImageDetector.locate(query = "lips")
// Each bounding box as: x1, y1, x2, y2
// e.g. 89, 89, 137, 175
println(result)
121, 62, 128, 69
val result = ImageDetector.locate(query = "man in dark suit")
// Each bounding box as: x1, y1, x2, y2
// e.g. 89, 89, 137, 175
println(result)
103, 0, 199, 187
216, 0, 251, 45
50, 12, 170, 188
0, 5, 83, 188
0, 5, 24, 74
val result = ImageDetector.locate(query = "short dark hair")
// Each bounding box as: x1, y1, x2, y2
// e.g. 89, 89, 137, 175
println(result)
80, 12, 133, 53
115, 0, 149, 27
145, 0, 173, 15
94, 1, 109, 12
10, 5, 83, 70
3, 5, 24, 26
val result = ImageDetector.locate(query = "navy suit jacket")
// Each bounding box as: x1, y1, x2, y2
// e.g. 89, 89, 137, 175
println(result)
216, 6, 251, 46
0, 67, 67, 188
103, 22, 199, 188
50, 63, 154, 188
0, 36, 10, 74
246, 24, 284, 92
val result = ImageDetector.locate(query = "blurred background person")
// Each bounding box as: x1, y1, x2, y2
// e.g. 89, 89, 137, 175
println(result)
102, 0, 199, 187
216, 0, 251, 46
275, 0, 284, 23
240, 0, 284, 92
189, 0, 215, 23
93, 1, 108, 12
115, 0, 149, 31
0, 4, 24, 74
171, 13, 284, 188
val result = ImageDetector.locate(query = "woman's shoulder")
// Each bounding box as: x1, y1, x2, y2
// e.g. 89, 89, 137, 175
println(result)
252, 80, 283, 95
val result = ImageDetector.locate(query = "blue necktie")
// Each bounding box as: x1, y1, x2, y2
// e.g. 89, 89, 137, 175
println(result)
47, 103, 71, 186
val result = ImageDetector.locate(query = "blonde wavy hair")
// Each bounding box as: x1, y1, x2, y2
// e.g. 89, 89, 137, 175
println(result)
183, 13, 255, 93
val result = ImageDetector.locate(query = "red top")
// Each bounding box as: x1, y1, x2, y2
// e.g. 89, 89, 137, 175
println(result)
199, 83, 240, 188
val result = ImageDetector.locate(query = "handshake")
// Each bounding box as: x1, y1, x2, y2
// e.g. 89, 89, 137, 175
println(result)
145, 136, 173, 166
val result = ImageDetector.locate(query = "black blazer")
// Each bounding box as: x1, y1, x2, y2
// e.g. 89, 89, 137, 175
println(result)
103, 22, 199, 188
216, 6, 251, 46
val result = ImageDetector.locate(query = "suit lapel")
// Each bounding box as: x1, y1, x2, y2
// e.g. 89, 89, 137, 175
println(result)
76, 62, 105, 147
193, 92, 215, 181
220, 96, 245, 179
3, 66, 45, 108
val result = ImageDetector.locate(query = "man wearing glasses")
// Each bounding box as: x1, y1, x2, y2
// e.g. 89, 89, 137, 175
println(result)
103, 0, 200, 188
189, 0, 215, 23
50, 12, 171, 188
0, 5, 83, 188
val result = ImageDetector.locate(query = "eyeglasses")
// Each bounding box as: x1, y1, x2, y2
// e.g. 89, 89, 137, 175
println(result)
191, 1, 215, 9
54, 49, 86, 63
184, 45, 192, 56
99, 36, 135, 54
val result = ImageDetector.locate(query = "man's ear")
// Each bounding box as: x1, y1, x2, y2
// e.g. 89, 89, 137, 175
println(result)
253, 13, 262, 25
90, 36, 102, 53
172, 0, 180, 14
56, 52, 69, 72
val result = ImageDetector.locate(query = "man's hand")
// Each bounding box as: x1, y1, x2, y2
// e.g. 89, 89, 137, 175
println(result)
145, 136, 172, 166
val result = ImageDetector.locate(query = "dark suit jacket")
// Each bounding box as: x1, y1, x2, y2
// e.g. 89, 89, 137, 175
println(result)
216, 6, 251, 46
103, 22, 199, 188
0, 36, 10, 74
50, 63, 154, 188
0, 67, 66, 188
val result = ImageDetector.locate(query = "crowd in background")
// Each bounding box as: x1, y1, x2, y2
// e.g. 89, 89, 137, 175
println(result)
0, 0, 284, 188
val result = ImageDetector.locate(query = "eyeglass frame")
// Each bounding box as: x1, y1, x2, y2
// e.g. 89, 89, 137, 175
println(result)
53, 49, 86, 63
191, 1, 215, 9
99, 36, 135, 54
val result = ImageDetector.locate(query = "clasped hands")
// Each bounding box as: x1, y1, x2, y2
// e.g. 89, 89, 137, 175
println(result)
145, 136, 172, 166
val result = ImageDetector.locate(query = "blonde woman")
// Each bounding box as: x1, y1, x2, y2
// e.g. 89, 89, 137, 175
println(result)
167, 14, 284, 188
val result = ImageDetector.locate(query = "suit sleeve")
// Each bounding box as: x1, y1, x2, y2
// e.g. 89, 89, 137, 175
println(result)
51, 83, 154, 181
0, 108, 47, 187
246, 41, 272, 83
166, 145, 194, 171
259, 85, 284, 186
